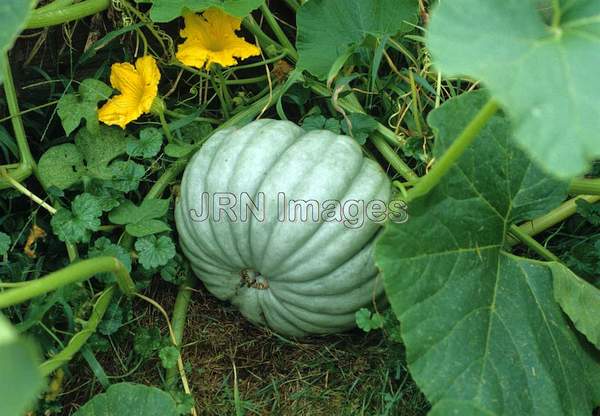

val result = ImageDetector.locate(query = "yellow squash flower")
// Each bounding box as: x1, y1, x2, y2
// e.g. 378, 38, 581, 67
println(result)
176, 8, 261, 69
98, 55, 161, 129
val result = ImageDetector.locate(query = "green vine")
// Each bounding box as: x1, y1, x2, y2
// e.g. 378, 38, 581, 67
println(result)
0, 55, 34, 190
39, 286, 116, 376
165, 275, 195, 386
27, 0, 111, 29
406, 99, 500, 201
569, 178, 600, 195
0, 257, 134, 309
508, 224, 560, 262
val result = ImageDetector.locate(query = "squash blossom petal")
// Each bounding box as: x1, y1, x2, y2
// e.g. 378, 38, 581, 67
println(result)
176, 9, 261, 69
98, 56, 161, 129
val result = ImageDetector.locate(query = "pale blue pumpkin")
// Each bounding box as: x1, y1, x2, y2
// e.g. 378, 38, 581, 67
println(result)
175, 119, 391, 337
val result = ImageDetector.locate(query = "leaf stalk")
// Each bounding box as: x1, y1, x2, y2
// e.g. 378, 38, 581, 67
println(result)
569, 178, 600, 195
508, 224, 560, 262
26, 0, 111, 29
39, 287, 115, 376
0, 55, 34, 190
0, 257, 135, 309
406, 98, 499, 202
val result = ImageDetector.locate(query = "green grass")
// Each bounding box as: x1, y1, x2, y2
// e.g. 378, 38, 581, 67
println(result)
59, 282, 428, 415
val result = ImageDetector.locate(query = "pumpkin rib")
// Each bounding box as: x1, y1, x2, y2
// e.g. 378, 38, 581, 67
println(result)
270, 160, 391, 282
278, 297, 357, 330
175, 194, 227, 264
241, 122, 311, 269
178, 232, 245, 300
273, 292, 356, 333
202, 127, 250, 269
264, 288, 336, 334
271, 245, 384, 315
231, 286, 267, 326
176, 202, 238, 273
258, 289, 308, 336
260, 133, 366, 277
250, 132, 341, 273
181, 131, 235, 266
180, 236, 235, 276
277, 274, 382, 317
230, 120, 304, 267
222, 132, 253, 267
206, 121, 276, 269
179, 236, 243, 300
270, 234, 380, 298
197, 270, 242, 301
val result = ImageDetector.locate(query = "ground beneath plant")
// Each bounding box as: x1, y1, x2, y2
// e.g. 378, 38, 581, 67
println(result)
60, 279, 428, 416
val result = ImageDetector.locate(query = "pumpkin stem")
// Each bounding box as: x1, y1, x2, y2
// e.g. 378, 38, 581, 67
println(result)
240, 269, 269, 290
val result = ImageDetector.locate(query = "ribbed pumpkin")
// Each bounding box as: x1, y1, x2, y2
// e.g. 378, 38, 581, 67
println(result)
175, 119, 391, 337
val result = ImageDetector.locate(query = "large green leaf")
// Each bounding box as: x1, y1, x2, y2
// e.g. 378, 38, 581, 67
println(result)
51, 193, 102, 244
135, 235, 176, 269
109, 199, 171, 237
38, 126, 130, 189
73, 383, 178, 416
0, 0, 35, 84
427, 0, 600, 179
37, 143, 86, 189
75, 125, 129, 179
108, 199, 170, 225
296, 0, 418, 79
0, 314, 44, 416
552, 263, 600, 349
376, 91, 600, 415
127, 127, 163, 159
139, 0, 264, 22
57, 79, 112, 135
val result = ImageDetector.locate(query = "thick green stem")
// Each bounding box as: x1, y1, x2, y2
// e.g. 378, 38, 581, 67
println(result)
26, 0, 110, 29
39, 287, 115, 376
163, 109, 219, 124
214, 66, 233, 111
259, 4, 298, 61
0, 167, 56, 214
551, 0, 561, 28
158, 111, 176, 143
208, 70, 231, 119
224, 75, 268, 85
243, 15, 284, 59
0, 164, 31, 191
0, 55, 34, 189
508, 225, 560, 262
1, 57, 78, 259
0, 257, 134, 309
569, 178, 600, 195
508, 195, 600, 245
166, 275, 195, 386
407, 99, 499, 202
375, 123, 405, 147
223, 53, 286, 72
36, 0, 74, 12
371, 133, 418, 182
282, 0, 300, 11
